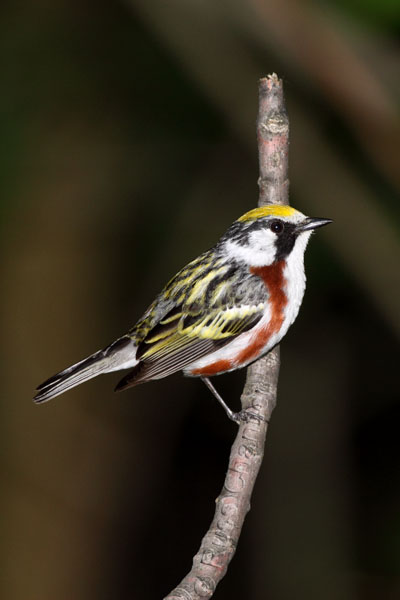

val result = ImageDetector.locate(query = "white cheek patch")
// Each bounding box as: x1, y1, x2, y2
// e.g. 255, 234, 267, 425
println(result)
224, 229, 276, 266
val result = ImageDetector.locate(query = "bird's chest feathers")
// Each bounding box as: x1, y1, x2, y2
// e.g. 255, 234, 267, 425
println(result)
187, 247, 306, 376
237, 261, 288, 362
250, 261, 287, 317
234, 253, 305, 363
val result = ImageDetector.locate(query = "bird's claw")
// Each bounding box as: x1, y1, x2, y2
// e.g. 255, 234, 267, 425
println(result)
229, 409, 266, 425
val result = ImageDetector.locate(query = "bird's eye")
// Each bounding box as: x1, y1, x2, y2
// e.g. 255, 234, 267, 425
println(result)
270, 220, 284, 234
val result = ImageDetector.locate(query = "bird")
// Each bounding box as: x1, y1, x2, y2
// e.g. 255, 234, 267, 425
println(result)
34, 205, 331, 421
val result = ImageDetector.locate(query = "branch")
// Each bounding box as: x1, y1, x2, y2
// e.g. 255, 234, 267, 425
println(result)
257, 74, 289, 206
164, 73, 289, 600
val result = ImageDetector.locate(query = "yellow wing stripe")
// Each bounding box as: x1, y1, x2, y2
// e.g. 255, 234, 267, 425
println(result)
140, 332, 189, 359
159, 313, 181, 325
181, 304, 264, 339
164, 257, 225, 300
140, 304, 265, 360
186, 266, 227, 304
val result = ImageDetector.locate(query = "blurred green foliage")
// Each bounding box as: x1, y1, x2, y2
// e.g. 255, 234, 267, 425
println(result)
326, 0, 400, 28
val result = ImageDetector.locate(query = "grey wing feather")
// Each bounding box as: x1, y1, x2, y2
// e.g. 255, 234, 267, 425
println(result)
115, 338, 224, 390
116, 306, 264, 390
116, 257, 269, 390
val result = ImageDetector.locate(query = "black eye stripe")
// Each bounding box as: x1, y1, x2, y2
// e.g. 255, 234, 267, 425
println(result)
274, 222, 298, 261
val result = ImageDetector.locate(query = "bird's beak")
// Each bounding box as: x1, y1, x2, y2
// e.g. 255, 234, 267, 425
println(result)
297, 217, 332, 232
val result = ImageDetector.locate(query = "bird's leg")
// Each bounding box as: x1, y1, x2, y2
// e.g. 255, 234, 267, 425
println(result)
201, 377, 267, 425
201, 377, 240, 424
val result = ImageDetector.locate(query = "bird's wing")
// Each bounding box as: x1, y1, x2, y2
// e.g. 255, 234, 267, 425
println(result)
115, 302, 265, 389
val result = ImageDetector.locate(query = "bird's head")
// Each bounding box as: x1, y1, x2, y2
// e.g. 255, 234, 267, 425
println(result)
220, 205, 331, 267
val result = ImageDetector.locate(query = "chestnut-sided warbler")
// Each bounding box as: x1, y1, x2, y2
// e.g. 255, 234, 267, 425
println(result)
34, 205, 331, 421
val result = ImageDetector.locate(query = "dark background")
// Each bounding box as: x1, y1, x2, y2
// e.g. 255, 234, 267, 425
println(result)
1, 1, 399, 599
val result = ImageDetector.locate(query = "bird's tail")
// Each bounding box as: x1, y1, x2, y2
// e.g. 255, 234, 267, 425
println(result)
34, 337, 138, 404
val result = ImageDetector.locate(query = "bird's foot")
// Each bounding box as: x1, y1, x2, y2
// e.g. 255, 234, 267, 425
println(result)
201, 377, 266, 426
229, 409, 267, 425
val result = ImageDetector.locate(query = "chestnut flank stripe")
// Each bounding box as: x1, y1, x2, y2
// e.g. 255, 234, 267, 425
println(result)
191, 261, 287, 376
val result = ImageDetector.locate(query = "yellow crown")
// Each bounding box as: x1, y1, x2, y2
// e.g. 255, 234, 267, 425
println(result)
238, 205, 297, 222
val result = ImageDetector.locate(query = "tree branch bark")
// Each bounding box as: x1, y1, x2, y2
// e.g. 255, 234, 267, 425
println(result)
164, 73, 289, 600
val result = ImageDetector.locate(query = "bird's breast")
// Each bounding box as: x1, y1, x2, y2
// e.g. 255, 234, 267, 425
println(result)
237, 260, 288, 362
188, 260, 289, 376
